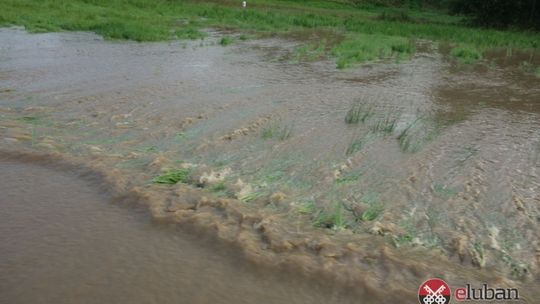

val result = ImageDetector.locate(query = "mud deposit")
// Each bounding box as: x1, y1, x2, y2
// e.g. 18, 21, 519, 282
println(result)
0, 159, 356, 304
1, 27, 539, 302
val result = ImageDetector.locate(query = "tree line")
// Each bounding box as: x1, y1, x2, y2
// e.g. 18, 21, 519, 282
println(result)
349, 0, 540, 30
448, 0, 539, 30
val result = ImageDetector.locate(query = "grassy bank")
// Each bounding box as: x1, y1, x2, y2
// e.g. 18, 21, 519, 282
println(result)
1, 0, 539, 67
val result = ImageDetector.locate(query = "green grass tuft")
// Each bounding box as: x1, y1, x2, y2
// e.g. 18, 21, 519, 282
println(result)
333, 34, 415, 69
356, 191, 384, 221
152, 169, 191, 184
220, 36, 234, 46
175, 26, 206, 40
450, 45, 483, 64
360, 203, 383, 221
313, 202, 346, 230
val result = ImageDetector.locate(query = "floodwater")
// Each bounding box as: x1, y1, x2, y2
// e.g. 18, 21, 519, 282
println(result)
0, 159, 356, 304
1, 27, 539, 302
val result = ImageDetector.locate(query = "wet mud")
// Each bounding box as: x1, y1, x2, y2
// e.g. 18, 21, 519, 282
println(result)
1, 27, 539, 302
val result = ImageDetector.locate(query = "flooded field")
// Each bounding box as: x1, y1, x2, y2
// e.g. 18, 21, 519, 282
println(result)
1, 27, 539, 302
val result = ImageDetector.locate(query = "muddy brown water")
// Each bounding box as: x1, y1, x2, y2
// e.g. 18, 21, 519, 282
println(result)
1, 27, 540, 302
0, 160, 356, 304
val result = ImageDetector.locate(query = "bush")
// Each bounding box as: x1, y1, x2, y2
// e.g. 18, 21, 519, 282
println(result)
449, 0, 540, 30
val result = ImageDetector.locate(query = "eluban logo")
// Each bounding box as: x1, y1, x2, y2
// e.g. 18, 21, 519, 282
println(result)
418, 278, 451, 304
418, 279, 521, 303
454, 284, 519, 301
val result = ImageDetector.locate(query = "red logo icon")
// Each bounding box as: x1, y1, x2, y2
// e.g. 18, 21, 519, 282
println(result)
418, 278, 451, 304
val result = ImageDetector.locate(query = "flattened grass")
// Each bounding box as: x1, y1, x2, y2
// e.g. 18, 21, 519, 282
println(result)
152, 169, 191, 184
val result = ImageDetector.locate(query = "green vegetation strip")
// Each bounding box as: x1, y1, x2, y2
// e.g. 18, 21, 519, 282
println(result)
1, 0, 539, 67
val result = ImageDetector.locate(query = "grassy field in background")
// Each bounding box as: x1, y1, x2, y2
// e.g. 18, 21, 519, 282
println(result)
1, 0, 539, 67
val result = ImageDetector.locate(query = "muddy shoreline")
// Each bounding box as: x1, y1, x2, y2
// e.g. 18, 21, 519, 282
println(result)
1, 151, 364, 304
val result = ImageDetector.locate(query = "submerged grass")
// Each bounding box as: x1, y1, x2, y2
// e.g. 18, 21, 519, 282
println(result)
346, 132, 375, 156
293, 40, 327, 62
116, 158, 150, 169
16, 115, 51, 126
359, 191, 384, 221
30, 126, 38, 147
433, 183, 457, 198
397, 117, 438, 153
176, 26, 207, 40
1, 0, 539, 68
521, 62, 540, 78
360, 203, 383, 221
261, 124, 293, 140
371, 116, 399, 134
345, 100, 373, 124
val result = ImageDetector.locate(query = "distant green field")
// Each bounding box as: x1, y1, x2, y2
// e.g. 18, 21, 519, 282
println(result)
1, 0, 539, 67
